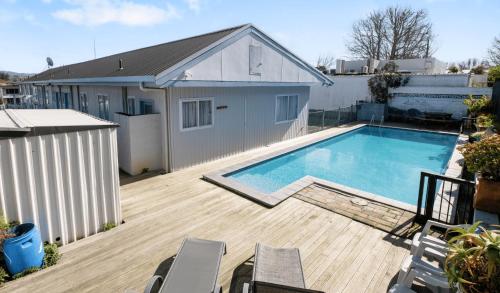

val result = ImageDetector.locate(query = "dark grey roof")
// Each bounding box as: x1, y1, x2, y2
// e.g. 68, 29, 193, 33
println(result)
27, 24, 246, 82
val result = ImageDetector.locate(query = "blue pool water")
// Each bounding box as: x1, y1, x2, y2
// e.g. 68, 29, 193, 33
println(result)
226, 126, 458, 205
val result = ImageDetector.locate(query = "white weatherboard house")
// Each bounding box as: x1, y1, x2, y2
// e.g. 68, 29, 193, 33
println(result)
24, 24, 332, 175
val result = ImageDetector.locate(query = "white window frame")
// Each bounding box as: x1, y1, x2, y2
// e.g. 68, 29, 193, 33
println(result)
97, 94, 110, 120
275, 94, 299, 124
179, 97, 214, 132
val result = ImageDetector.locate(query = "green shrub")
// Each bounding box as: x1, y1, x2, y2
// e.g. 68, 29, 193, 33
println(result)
102, 222, 116, 232
0, 267, 8, 284
476, 114, 495, 128
0, 215, 9, 231
463, 95, 491, 116
459, 134, 500, 181
470, 65, 485, 75
12, 267, 40, 279
43, 243, 60, 268
487, 65, 500, 85
448, 65, 460, 73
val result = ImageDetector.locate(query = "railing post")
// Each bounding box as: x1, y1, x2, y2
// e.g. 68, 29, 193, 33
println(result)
337, 106, 341, 126
425, 175, 437, 221
415, 172, 425, 223
321, 109, 325, 130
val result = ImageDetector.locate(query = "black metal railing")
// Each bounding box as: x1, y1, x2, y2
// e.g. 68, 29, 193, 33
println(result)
415, 171, 475, 225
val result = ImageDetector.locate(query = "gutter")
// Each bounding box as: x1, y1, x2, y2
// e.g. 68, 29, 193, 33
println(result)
139, 82, 164, 92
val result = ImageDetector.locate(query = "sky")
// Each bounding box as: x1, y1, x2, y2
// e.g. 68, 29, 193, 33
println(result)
0, 0, 499, 74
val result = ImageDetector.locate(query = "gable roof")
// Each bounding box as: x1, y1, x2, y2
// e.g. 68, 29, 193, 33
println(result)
26, 24, 332, 86
27, 25, 246, 82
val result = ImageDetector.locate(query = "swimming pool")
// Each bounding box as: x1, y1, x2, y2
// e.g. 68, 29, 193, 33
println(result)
224, 126, 458, 206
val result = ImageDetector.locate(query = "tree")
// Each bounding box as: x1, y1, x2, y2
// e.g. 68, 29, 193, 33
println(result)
347, 6, 435, 60
368, 61, 409, 103
488, 36, 500, 66
448, 65, 460, 73
316, 55, 335, 73
487, 66, 500, 85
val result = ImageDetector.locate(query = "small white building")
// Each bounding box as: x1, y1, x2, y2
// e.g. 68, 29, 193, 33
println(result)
0, 109, 121, 245
23, 24, 332, 174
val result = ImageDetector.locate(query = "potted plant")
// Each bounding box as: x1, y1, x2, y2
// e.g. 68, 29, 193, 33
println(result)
475, 114, 495, 131
444, 222, 500, 293
459, 134, 500, 213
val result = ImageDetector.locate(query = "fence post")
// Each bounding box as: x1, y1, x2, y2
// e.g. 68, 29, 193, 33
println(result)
337, 106, 341, 126
321, 109, 325, 130
425, 175, 437, 221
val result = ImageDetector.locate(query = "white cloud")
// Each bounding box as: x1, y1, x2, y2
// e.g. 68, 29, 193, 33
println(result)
52, 0, 180, 27
184, 0, 200, 13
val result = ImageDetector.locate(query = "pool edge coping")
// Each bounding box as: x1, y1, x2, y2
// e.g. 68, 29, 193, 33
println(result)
203, 124, 466, 210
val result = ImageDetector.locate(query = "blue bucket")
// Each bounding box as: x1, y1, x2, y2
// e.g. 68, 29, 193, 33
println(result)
3, 223, 44, 275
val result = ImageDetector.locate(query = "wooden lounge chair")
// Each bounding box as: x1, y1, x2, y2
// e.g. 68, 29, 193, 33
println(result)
243, 243, 324, 293
144, 237, 226, 293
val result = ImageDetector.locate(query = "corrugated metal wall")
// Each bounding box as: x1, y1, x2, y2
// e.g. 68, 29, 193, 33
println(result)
167, 86, 309, 170
0, 128, 121, 245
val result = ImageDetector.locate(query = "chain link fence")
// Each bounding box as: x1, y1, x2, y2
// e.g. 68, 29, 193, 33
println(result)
308, 105, 357, 133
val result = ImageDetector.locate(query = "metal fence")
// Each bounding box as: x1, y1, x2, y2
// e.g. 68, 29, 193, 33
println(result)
308, 105, 357, 133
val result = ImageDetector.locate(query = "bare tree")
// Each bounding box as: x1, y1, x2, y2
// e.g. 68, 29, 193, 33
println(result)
347, 6, 435, 60
488, 36, 500, 66
316, 55, 335, 72
347, 11, 386, 59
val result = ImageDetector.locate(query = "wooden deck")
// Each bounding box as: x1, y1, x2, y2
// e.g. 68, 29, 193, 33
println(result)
1, 124, 412, 293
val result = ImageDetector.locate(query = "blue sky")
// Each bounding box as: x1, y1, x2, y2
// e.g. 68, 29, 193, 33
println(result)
1, 0, 499, 73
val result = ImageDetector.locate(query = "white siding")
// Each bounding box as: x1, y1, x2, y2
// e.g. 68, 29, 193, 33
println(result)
186, 34, 317, 83
0, 128, 121, 245
309, 75, 371, 110
168, 86, 309, 170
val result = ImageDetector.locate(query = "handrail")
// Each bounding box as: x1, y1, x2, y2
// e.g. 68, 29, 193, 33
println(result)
415, 171, 475, 225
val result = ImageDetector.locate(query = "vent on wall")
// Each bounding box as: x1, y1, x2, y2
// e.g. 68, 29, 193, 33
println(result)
249, 45, 262, 75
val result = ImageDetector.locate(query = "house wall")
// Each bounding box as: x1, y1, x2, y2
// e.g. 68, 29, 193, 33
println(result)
115, 113, 163, 175
0, 128, 121, 245
47, 85, 169, 172
309, 75, 371, 110
167, 86, 310, 170
183, 34, 318, 83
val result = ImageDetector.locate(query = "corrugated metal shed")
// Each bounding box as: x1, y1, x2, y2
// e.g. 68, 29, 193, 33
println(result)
0, 109, 121, 245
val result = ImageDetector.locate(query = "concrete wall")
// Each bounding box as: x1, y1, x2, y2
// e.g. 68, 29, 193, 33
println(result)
388, 95, 468, 119
167, 86, 309, 170
115, 113, 162, 175
0, 128, 121, 245
185, 33, 317, 83
309, 75, 371, 110
390, 86, 492, 96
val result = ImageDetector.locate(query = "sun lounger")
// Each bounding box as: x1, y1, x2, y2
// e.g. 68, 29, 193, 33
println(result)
242, 243, 324, 293
144, 238, 226, 293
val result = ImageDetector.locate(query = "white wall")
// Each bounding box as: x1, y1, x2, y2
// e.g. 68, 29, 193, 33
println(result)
115, 113, 163, 175
167, 86, 310, 170
185, 33, 317, 83
309, 75, 371, 110
390, 86, 492, 96
0, 128, 121, 245
404, 74, 469, 87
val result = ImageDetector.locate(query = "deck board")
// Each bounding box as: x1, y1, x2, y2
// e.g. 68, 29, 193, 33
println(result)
0, 124, 412, 293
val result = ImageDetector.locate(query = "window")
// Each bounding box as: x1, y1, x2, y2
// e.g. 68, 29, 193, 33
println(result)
97, 94, 110, 120
80, 93, 88, 113
139, 100, 153, 115
180, 98, 213, 130
127, 97, 135, 115
276, 95, 299, 123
